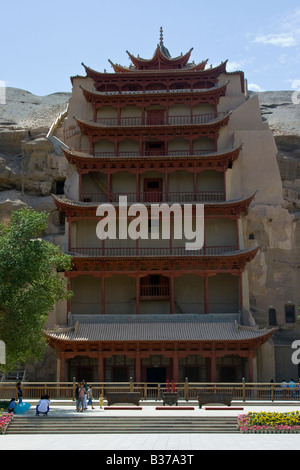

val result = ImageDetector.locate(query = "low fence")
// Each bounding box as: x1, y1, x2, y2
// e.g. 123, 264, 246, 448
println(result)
0, 381, 299, 402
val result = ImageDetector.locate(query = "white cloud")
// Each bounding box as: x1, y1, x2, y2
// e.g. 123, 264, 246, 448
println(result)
226, 57, 255, 73
254, 34, 297, 48
253, 8, 300, 48
248, 83, 265, 93
227, 61, 243, 72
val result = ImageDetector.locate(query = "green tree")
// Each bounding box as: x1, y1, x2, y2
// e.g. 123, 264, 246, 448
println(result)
0, 208, 72, 370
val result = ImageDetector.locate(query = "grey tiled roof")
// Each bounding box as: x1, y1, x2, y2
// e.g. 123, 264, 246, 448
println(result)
46, 314, 274, 343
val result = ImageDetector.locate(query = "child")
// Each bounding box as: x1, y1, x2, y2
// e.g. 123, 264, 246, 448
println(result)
36, 394, 50, 416
8, 397, 16, 413
87, 385, 95, 409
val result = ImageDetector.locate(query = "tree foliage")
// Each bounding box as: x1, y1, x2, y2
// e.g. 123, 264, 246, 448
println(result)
0, 208, 72, 370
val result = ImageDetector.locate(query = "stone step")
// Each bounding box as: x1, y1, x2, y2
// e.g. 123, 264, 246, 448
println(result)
6, 416, 239, 434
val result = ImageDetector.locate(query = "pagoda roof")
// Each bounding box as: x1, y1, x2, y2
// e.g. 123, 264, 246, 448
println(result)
79, 81, 229, 105
61, 145, 241, 171
73, 112, 231, 138
80, 60, 228, 80
67, 246, 259, 272
52, 192, 255, 218
45, 314, 275, 348
108, 57, 208, 73
125, 46, 194, 70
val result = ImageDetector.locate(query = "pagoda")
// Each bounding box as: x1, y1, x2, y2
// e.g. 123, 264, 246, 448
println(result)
47, 29, 275, 383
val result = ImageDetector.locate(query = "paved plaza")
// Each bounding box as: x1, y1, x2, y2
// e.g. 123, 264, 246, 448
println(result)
1, 401, 300, 451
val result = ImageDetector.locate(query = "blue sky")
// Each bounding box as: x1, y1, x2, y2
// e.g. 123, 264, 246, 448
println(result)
2, 0, 300, 95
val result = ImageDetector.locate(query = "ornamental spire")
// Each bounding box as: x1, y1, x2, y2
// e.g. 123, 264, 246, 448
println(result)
160, 26, 164, 47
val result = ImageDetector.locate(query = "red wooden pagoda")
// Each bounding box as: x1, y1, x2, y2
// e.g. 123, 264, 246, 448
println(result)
47, 30, 274, 383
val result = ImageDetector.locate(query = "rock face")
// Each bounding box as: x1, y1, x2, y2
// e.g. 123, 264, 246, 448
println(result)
1, 86, 300, 381
249, 92, 300, 380
255, 91, 300, 212
0, 87, 70, 238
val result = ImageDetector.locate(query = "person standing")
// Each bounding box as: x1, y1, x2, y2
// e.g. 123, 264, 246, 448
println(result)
77, 383, 85, 412
16, 382, 23, 404
82, 380, 88, 410
75, 381, 80, 411
87, 385, 95, 409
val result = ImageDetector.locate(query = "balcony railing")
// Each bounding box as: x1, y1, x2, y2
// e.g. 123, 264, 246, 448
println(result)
70, 246, 237, 257
140, 283, 170, 298
92, 148, 216, 158
64, 111, 228, 139
94, 112, 228, 127
80, 191, 225, 204
1, 381, 299, 403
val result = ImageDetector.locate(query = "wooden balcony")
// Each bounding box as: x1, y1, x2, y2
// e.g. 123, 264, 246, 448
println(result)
140, 283, 170, 298
94, 112, 228, 127
80, 191, 225, 204
91, 148, 216, 158
70, 245, 237, 257
64, 112, 228, 139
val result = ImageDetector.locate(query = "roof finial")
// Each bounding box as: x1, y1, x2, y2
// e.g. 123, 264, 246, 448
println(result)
160, 26, 164, 46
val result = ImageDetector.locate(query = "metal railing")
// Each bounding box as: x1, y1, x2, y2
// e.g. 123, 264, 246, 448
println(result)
0, 382, 299, 402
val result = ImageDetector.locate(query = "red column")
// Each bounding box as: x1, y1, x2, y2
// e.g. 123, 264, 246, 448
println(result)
170, 274, 174, 314
101, 276, 105, 314
59, 352, 66, 382
98, 352, 104, 382
107, 172, 111, 202
136, 172, 140, 202
135, 351, 141, 382
248, 350, 254, 383
172, 351, 179, 383
210, 352, 216, 382
204, 273, 209, 314
78, 170, 82, 201
239, 271, 243, 312
136, 276, 140, 314
165, 172, 169, 202
67, 217, 72, 252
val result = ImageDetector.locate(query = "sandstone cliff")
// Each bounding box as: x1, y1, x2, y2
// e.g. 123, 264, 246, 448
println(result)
0, 87, 70, 240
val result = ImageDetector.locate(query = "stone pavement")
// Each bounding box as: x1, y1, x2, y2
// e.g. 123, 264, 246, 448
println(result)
1, 401, 300, 451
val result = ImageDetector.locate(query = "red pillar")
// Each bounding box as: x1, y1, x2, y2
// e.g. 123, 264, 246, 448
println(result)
136, 276, 140, 314
204, 273, 209, 314
98, 352, 104, 382
210, 352, 216, 382
59, 352, 66, 382
172, 351, 179, 383
101, 276, 105, 314
135, 352, 141, 382
170, 274, 174, 314
248, 350, 254, 383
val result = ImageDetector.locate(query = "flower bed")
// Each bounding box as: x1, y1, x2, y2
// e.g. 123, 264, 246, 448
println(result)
238, 411, 300, 433
0, 410, 14, 434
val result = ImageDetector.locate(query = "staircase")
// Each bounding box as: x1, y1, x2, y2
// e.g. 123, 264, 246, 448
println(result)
0, 369, 26, 382
5, 416, 239, 434
91, 173, 114, 202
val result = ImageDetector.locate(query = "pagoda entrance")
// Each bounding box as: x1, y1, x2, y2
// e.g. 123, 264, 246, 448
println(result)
112, 366, 129, 382
146, 367, 167, 383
